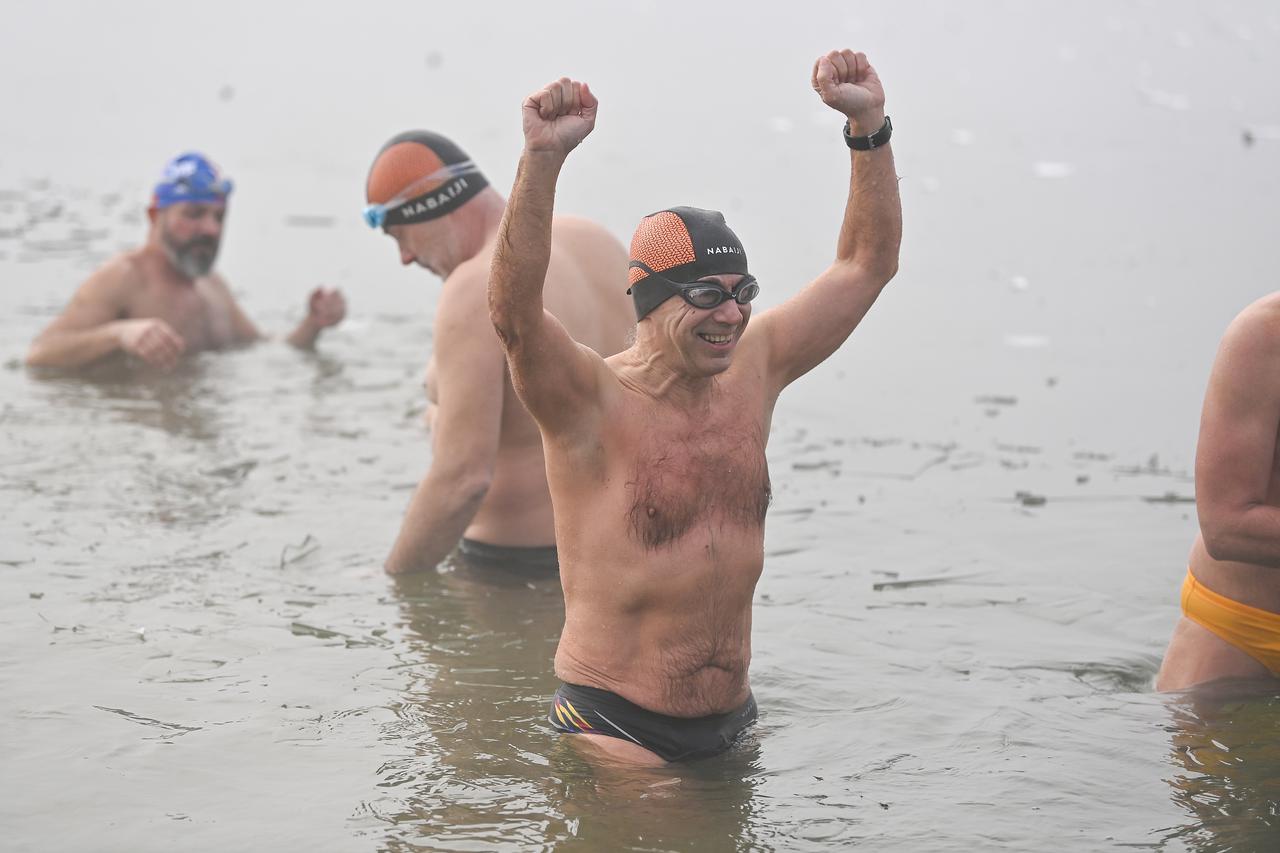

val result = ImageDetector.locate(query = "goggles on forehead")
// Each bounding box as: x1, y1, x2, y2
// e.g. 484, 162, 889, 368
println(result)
628, 261, 760, 311
361, 160, 483, 229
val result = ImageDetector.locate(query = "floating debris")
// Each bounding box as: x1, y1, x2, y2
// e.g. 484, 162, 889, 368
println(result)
204, 460, 257, 481
1143, 492, 1195, 504
873, 572, 979, 591
280, 533, 320, 567
975, 395, 1017, 406
291, 622, 345, 640
284, 215, 336, 228
92, 705, 201, 736
1015, 491, 1047, 507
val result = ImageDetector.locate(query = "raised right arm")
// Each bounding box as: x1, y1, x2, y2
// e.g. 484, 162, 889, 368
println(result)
487, 77, 608, 435
1196, 300, 1280, 567
25, 259, 184, 369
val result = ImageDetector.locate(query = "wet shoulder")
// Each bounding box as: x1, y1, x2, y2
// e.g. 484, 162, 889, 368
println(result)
79, 249, 147, 313
1225, 293, 1280, 353
550, 215, 627, 268
436, 253, 498, 337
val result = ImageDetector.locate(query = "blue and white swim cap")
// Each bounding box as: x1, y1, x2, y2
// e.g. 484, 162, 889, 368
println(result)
152, 152, 233, 209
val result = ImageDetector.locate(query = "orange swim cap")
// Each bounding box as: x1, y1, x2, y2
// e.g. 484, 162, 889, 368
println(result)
365, 131, 488, 227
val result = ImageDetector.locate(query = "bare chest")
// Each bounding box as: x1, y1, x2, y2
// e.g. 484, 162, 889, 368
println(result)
128, 281, 234, 351
623, 417, 771, 550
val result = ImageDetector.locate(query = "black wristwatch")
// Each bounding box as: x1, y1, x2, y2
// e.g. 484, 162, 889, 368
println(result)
843, 115, 892, 150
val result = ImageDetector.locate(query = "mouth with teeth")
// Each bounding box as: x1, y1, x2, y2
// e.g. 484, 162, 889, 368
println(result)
697, 331, 736, 349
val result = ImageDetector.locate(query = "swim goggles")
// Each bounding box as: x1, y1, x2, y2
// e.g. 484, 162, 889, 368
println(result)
361, 160, 481, 229
628, 261, 760, 310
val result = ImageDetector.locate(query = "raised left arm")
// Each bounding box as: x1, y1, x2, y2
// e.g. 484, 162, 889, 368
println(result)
756, 49, 902, 391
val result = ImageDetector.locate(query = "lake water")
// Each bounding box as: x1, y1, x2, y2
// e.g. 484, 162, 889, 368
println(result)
3, 1, 1280, 850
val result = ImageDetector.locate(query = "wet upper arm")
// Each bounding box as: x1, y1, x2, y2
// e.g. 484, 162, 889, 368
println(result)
33, 258, 132, 340
1196, 307, 1280, 526
492, 277, 608, 440
754, 260, 888, 392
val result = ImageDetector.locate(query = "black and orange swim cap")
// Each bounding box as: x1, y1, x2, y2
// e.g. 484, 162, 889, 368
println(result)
365, 130, 489, 228
627, 206, 749, 319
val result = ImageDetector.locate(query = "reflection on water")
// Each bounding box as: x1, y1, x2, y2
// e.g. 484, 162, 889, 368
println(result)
1161, 682, 1280, 851
380, 559, 763, 850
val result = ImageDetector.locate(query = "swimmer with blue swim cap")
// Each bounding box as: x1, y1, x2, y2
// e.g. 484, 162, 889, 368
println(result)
26, 152, 346, 370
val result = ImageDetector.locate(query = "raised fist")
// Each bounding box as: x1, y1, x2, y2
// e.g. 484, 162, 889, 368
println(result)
812, 50, 886, 126
306, 287, 346, 329
521, 77, 598, 157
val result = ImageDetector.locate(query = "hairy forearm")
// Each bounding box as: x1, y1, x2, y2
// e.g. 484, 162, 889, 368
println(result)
835, 111, 902, 279
1203, 505, 1280, 568
487, 151, 564, 344
25, 323, 123, 368
384, 466, 490, 574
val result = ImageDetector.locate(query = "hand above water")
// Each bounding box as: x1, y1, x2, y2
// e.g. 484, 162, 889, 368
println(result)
521, 77, 597, 158
306, 287, 346, 329
812, 49, 886, 131
117, 318, 186, 370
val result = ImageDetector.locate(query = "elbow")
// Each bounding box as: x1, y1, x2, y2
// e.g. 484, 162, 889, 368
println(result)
1200, 514, 1249, 563
1201, 527, 1230, 562
875, 256, 900, 286
455, 470, 493, 508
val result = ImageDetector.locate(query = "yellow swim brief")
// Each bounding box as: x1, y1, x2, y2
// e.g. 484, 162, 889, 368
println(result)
1181, 569, 1280, 674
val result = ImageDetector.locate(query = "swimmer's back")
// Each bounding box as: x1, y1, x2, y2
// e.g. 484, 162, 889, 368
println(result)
542, 216, 633, 361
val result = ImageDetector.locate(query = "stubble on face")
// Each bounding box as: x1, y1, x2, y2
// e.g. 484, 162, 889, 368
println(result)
160, 218, 220, 280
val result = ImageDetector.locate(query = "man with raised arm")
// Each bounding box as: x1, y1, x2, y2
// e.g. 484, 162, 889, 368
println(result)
488, 50, 901, 765
363, 131, 633, 575
1158, 294, 1280, 691
26, 152, 346, 370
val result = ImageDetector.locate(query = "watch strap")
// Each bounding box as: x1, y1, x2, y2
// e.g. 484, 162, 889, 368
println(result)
843, 115, 892, 151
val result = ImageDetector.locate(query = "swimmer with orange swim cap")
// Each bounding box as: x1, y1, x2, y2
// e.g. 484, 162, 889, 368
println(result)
1158, 293, 1280, 691
365, 130, 633, 575
489, 51, 901, 764
26, 152, 346, 370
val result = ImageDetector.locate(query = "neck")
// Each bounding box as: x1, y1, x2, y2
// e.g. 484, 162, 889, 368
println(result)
620, 331, 720, 406
142, 238, 198, 286
438, 190, 507, 278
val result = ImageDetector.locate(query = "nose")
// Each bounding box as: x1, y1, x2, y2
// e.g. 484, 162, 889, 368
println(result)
400, 247, 416, 266
710, 298, 745, 325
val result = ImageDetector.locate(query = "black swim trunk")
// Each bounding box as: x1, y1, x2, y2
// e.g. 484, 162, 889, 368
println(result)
457, 537, 559, 573
549, 682, 758, 763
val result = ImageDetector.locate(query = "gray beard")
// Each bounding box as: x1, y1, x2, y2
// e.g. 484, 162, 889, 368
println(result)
162, 237, 218, 280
